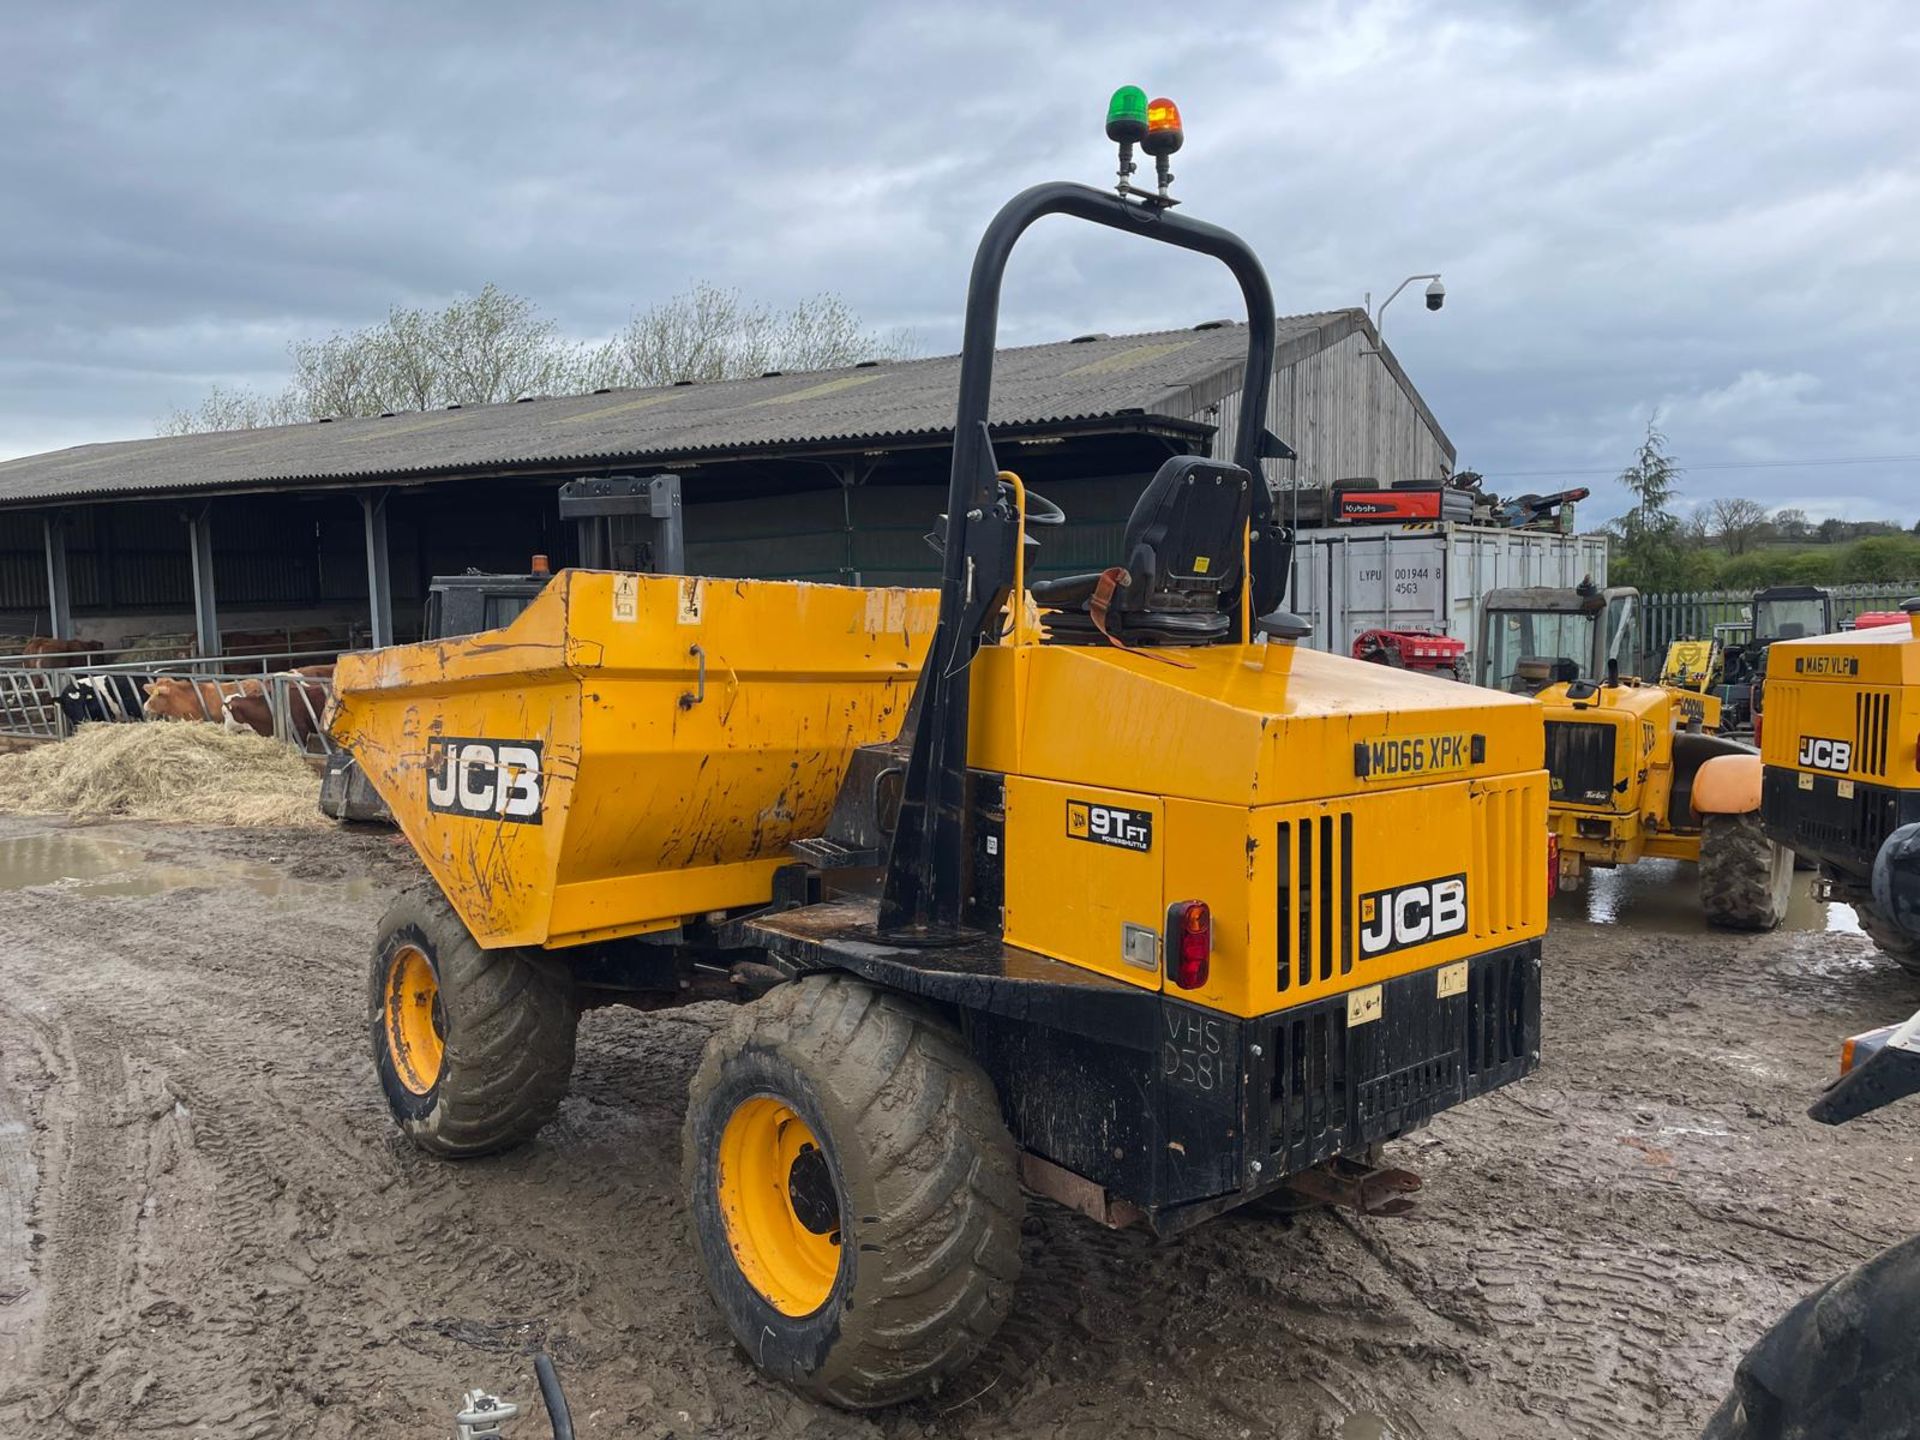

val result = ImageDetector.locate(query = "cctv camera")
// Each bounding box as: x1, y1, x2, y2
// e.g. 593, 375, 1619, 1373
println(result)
1424, 278, 1446, 312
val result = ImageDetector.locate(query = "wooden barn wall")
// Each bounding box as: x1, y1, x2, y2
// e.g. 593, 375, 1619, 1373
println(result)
1203, 333, 1450, 496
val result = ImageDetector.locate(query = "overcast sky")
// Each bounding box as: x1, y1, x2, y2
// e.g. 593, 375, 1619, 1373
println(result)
3, 0, 1915, 527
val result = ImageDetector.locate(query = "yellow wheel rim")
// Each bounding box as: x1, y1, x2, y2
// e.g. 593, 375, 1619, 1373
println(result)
384, 944, 445, 1095
716, 1096, 842, 1315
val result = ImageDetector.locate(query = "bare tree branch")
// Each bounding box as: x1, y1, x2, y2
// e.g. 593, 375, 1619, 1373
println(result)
159, 282, 913, 434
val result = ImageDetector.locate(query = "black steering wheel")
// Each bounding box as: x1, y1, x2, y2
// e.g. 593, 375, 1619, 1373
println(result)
1002, 481, 1066, 527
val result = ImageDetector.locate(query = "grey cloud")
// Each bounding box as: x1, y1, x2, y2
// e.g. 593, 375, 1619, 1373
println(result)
2, 0, 1916, 529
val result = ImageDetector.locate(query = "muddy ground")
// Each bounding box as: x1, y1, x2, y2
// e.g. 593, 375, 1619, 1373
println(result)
0, 816, 1913, 1440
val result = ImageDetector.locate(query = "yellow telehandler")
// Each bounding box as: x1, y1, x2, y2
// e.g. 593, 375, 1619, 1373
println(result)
1482, 582, 1792, 927
1760, 599, 1920, 971
331, 91, 1552, 1408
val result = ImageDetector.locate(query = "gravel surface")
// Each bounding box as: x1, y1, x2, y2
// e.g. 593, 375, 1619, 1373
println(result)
0, 817, 1912, 1439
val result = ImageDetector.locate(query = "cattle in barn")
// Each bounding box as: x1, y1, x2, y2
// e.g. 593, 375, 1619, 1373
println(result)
141, 676, 263, 727
223, 679, 332, 746
23, 637, 105, 668
54, 674, 156, 726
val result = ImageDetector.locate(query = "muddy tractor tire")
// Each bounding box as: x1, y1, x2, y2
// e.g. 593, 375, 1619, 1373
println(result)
683, 974, 1023, 1409
1699, 812, 1792, 931
368, 884, 577, 1157
1705, 1232, 1920, 1439
1851, 896, 1920, 977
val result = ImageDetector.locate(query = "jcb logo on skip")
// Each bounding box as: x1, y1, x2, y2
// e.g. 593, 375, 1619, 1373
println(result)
426, 737, 544, 822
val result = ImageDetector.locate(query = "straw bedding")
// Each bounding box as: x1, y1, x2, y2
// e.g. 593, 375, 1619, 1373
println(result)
0, 722, 328, 828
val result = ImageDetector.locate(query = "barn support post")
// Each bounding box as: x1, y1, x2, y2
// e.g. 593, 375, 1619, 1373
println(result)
186, 502, 220, 660
361, 489, 394, 649
42, 512, 73, 641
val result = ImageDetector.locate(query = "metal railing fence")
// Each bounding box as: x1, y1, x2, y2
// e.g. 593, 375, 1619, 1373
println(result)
0, 648, 337, 756
1637, 582, 1919, 657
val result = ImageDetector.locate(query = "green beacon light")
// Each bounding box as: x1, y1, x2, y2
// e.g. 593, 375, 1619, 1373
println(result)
1106, 85, 1149, 144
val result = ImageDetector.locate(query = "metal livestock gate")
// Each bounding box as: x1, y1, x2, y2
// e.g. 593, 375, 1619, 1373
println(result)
0, 647, 335, 755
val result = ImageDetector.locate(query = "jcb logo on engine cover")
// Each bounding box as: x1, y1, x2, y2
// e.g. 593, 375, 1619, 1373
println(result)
1797, 736, 1853, 773
1065, 800, 1152, 852
426, 737, 543, 823
1359, 874, 1468, 959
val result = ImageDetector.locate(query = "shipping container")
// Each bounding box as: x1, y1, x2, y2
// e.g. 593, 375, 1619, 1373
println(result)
1290, 522, 1609, 678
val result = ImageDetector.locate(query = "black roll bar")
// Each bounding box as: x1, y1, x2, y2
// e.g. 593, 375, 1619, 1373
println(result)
880, 182, 1285, 939
946, 183, 1280, 538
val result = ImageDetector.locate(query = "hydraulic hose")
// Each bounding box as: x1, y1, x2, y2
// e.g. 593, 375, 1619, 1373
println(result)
534, 1352, 574, 1440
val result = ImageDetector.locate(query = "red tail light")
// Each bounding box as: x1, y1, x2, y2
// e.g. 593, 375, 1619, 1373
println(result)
1168, 900, 1210, 990
1546, 831, 1560, 901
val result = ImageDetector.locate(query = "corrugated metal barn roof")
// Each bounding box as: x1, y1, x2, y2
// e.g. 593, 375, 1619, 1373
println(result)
0, 312, 1360, 507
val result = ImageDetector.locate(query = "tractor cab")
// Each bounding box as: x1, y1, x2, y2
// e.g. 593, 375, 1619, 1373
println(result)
1479, 582, 1641, 694
1719, 584, 1833, 735
1754, 585, 1834, 645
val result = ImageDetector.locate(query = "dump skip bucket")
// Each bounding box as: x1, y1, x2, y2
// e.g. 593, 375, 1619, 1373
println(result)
331, 571, 937, 948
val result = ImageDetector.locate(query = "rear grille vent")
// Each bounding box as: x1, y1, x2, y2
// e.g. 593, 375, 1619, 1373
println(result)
1544, 720, 1617, 807
1471, 783, 1528, 937
1764, 684, 1799, 765
1274, 811, 1353, 992
1465, 946, 1530, 1078
1855, 691, 1892, 776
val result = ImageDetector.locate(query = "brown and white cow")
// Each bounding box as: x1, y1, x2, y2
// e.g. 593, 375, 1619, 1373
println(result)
222, 679, 330, 745
141, 676, 263, 727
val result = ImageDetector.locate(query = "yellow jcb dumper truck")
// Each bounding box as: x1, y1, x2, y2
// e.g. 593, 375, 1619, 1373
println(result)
331, 93, 1551, 1408
1760, 599, 1920, 971
1482, 583, 1791, 927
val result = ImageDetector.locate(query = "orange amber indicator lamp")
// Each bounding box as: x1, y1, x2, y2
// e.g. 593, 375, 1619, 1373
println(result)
1143, 97, 1184, 155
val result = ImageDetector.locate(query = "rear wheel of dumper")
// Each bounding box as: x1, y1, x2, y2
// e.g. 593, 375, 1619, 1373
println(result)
1851, 896, 1920, 976
683, 974, 1023, 1408
1699, 813, 1792, 931
369, 885, 576, 1156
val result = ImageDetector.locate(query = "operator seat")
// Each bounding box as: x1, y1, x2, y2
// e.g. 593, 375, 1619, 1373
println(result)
1030, 455, 1253, 646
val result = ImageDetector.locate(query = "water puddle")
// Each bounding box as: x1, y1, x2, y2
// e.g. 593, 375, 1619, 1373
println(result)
1340, 1416, 1393, 1440
1553, 858, 1859, 936
0, 832, 375, 901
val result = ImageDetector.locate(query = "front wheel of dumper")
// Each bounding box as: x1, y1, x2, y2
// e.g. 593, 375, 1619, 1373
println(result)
683, 975, 1023, 1408
369, 885, 577, 1157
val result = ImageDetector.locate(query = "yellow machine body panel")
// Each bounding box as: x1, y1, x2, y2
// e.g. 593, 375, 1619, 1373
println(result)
1538, 680, 1701, 866
978, 641, 1549, 1018
330, 571, 937, 948
1762, 617, 1920, 784
1667, 687, 1722, 732
1662, 638, 1718, 690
